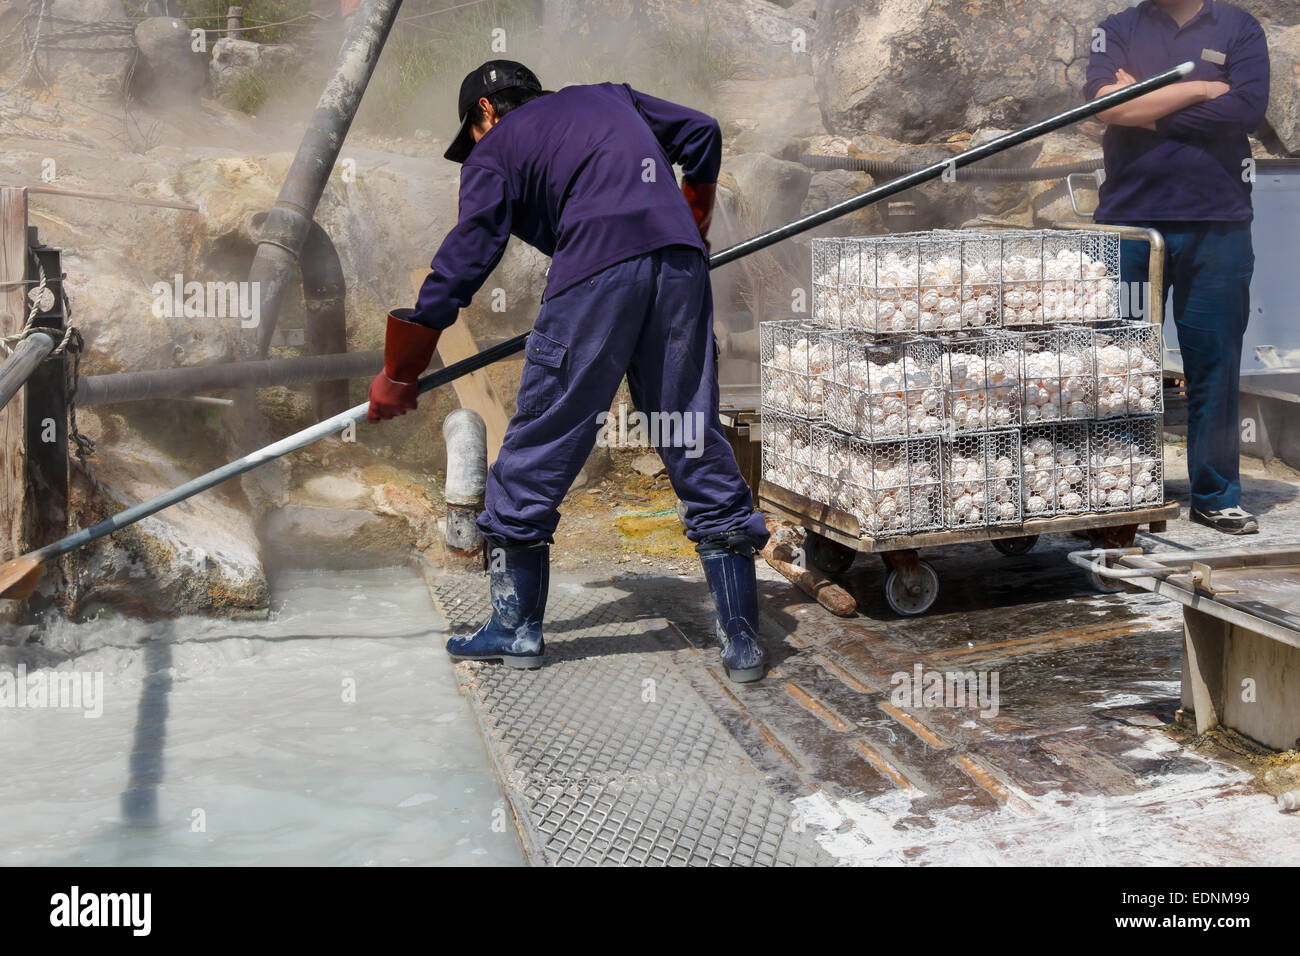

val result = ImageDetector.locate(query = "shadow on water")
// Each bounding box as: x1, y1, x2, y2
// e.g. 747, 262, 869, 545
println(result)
119, 622, 174, 831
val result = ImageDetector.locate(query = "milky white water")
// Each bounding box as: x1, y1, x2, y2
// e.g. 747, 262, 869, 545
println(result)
0, 568, 524, 866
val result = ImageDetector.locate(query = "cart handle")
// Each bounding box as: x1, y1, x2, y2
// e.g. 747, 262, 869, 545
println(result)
1051, 221, 1166, 327
1067, 547, 1180, 581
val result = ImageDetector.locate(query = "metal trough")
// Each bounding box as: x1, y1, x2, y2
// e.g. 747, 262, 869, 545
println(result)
1071, 545, 1300, 751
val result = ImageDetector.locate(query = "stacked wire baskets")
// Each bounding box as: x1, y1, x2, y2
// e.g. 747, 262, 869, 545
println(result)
760, 228, 1161, 538
811, 229, 1120, 334
812, 426, 945, 536
760, 321, 834, 497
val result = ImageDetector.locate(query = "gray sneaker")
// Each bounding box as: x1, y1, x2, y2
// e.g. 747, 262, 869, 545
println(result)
1190, 507, 1259, 535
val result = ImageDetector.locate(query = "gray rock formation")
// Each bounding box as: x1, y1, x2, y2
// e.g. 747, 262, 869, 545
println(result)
541, 0, 814, 82
812, 0, 1114, 141
1266, 24, 1300, 154
723, 151, 812, 231
210, 37, 302, 105
128, 17, 208, 107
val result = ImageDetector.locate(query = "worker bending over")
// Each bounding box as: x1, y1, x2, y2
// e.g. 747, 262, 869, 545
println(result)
368, 61, 770, 683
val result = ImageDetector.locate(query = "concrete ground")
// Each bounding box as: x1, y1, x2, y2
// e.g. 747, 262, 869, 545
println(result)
433, 443, 1300, 865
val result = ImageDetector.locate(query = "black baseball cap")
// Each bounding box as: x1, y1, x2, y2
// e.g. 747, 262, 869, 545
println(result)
444, 59, 543, 163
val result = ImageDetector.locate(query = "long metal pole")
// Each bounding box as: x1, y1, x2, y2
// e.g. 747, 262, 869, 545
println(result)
439, 61, 1197, 370
710, 61, 1193, 267
7, 62, 1194, 569
23, 344, 508, 564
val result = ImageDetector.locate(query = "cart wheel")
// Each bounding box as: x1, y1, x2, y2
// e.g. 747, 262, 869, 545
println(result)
992, 535, 1039, 557
804, 530, 856, 575
884, 561, 939, 616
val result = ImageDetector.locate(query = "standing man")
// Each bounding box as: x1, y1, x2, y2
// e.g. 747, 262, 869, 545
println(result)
1086, 0, 1270, 534
368, 61, 770, 683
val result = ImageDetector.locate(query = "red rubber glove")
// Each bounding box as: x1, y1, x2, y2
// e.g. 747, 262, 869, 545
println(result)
368, 309, 441, 422
681, 180, 716, 251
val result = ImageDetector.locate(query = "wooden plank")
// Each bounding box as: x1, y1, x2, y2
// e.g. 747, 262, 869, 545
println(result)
408, 269, 510, 465
1, 187, 28, 565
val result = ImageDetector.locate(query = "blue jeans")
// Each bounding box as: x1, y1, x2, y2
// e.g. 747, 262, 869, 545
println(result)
1111, 221, 1253, 512
478, 246, 768, 545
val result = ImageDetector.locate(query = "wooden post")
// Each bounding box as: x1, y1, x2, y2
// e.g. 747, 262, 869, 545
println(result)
1, 187, 28, 575
227, 6, 244, 35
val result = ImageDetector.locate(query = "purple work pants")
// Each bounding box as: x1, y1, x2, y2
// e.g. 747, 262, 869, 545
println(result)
477, 245, 768, 547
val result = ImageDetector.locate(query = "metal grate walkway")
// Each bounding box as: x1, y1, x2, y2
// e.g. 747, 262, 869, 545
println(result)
430, 573, 832, 867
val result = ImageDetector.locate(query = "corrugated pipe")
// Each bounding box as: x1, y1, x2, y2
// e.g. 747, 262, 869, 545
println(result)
250, 0, 403, 357
800, 153, 1104, 182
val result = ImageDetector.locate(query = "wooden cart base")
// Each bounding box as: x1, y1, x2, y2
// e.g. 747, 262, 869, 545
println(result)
759, 480, 1180, 615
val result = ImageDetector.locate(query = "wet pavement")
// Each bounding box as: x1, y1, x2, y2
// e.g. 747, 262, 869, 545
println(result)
431, 447, 1300, 865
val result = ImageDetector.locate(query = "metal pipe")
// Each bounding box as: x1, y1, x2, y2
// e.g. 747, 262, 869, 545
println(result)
250, 0, 404, 357
23, 341, 526, 567
77, 334, 513, 405
301, 219, 350, 418
77, 350, 385, 405
443, 408, 486, 553
0, 332, 54, 411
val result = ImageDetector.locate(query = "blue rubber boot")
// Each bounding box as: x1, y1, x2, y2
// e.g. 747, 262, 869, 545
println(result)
446, 539, 548, 669
697, 529, 768, 684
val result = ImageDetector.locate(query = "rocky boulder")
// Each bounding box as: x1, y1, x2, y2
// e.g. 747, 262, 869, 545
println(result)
1237, 0, 1300, 27
721, 151, 812, 231
541, 0, 815, 82
1265, 24, 1300, 154
128, 17, 208, 107
813, 0, 1114, 141
210, 37, 302, 105
64, 423, 268, 619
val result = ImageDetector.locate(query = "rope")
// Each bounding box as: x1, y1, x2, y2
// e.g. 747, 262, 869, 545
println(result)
59, 281, 94, 464
0, 258, 51, 357
0, 252, 93, 462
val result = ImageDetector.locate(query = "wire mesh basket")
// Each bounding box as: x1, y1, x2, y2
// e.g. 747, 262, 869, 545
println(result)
813, 425, 944, 537
825, 332, 946, 439
943, 429, 1024, 528
1019, 325, 1096, 424
1020, 421, 1090, 517
812, 232, 1002, 334
759, 320, 832, 420
1000, 230, 1119, 326
1091, 320, 1164, 419
762, 410, 818, 501
1088, 417, 1164, 512
940, 332, 1024, 433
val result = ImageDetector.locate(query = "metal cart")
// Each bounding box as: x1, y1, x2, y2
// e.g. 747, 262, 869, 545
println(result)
727, 223, 1181, 615
761, 480, 1177, 615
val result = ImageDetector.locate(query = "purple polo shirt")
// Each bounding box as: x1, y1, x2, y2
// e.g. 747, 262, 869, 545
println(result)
410, 82, 716, 329
1085, 0, 1270, 223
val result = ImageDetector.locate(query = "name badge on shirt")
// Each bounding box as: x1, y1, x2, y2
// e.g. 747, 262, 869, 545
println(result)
1201, 48, 1227, 66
